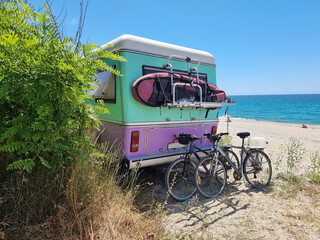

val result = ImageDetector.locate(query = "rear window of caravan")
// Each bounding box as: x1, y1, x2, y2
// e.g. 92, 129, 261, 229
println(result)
88, 70, 116, 103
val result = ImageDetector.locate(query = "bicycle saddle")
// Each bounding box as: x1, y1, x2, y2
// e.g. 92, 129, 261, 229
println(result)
236, 132, 250, 139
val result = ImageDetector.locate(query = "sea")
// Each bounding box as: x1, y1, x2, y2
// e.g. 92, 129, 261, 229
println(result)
219, 94, 320, 126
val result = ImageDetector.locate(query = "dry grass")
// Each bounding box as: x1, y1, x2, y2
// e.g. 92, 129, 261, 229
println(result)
271, 177, 320, 237
94, 192, 164, 240
63, 144, 166, 240
0, 144, 166, 240
2, 136, 319, 239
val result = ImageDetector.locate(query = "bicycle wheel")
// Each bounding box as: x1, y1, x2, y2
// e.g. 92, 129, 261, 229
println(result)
223, 149, 240, 169
165, 156, 197, 201
243, 149, 272, 187
221, 149, 240, 182
195, 156, 227, 198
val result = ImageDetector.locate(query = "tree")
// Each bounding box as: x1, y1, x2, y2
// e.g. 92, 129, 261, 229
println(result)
0, 0, 124, 170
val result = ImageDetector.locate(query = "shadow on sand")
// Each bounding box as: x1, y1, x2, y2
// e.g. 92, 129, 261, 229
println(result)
135, 165, 273, 228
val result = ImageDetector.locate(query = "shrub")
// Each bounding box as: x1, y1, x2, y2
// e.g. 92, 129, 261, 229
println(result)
0, 1, 124, 171
275, 138, 305, 181
0, 1, 131, 238
286, 138, 305, 173
309, 151, 320, 183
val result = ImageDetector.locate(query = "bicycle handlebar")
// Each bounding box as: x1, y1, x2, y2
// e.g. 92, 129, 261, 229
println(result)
175, 132, 228, 145
204, 132, 229, 142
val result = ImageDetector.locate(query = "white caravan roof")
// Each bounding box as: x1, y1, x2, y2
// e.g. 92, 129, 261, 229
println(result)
100, 34, 215, 66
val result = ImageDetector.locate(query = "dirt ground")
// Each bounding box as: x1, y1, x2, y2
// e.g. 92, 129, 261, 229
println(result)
137, 118, 320, 239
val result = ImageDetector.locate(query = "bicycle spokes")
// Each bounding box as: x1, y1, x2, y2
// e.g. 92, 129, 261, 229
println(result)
243, 150, 272, 187
166, 157, 197, 201
195, 157, 227, 198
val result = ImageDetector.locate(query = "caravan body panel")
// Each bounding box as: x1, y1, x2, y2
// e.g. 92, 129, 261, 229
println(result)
89, 35, 225, 168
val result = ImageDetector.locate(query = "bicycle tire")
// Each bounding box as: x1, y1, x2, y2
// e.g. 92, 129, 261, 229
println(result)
165, 156, 197, 201
243, 149, 272, 187
220, 149, 240, 182
195, 156, 227, 198
223, 149, 240, 169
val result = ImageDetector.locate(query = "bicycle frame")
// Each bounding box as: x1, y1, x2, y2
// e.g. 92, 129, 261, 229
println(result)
186, 142, 210, 162
180, 140, 219, 175
179, 133, 255, 179
216, 144, 242, 175
218, 141, 261, 177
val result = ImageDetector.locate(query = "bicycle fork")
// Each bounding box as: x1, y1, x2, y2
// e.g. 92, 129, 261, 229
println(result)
182, 155, 192, 179
208, 152, 219, 175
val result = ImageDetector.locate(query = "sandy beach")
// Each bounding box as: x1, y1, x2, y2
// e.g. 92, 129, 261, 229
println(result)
162, 118, 320, 239
218, 117, 320, 174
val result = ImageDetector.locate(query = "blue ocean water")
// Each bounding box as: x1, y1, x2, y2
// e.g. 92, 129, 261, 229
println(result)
220, 94, 320, 125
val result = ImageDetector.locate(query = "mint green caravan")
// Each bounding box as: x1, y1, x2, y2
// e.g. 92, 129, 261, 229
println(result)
88, 34, 232, 169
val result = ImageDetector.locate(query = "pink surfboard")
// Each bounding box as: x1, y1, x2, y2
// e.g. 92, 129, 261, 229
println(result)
132, 72, 225, 107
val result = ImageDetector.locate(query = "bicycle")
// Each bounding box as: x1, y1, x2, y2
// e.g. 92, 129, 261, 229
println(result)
195, 132, 272, 198
165, 133, 227, 201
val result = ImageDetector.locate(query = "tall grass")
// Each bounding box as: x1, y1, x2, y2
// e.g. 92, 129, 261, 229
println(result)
0, 143, 164, 239
66, 143, 164, 239
275, 138, 305, 182
0, 158, 70, 237
309, 151, 320, 184
274, 138, 320, 198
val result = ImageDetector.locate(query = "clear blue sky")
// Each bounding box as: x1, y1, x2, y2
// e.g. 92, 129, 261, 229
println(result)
29, 0, 320, 95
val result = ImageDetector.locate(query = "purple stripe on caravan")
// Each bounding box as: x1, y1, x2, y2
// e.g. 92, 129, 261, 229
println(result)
93, 121, 218, 160
123, 123, 218, 159
146, 125, 207, 153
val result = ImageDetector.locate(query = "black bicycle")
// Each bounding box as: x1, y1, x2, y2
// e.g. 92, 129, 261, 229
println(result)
165, 133, 227, 201
195, 132, 272, 198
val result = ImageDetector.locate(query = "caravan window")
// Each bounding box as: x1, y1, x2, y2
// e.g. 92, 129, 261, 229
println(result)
88, 69, 116, 103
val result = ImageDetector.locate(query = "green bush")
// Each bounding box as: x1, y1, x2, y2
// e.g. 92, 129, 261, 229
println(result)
286, 138, 305, 173
309, 151, 320, 183
0, 1, 129, 238
0, 1, 123, 171
275, 138, 305, 182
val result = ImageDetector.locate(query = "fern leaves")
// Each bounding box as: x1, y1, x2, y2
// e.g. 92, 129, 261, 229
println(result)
0, 1, 124, 172
7, 159, 35, 171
